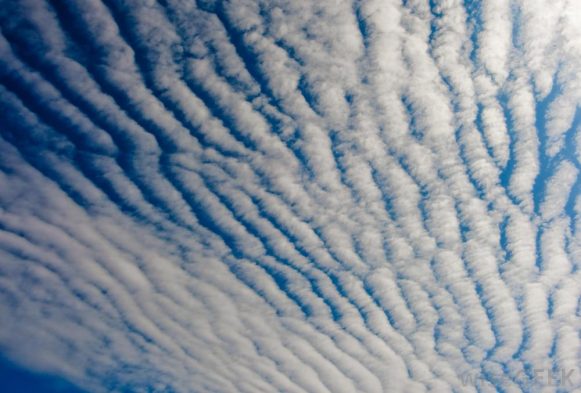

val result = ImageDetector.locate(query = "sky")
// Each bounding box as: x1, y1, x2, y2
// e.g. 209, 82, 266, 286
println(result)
0, 0, 580, 392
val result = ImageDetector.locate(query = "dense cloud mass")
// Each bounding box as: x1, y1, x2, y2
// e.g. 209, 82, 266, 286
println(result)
0, 0, 580, 392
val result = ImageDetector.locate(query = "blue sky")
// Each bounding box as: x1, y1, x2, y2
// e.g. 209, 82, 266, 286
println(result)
0, 0, 580, 392
0, 356, 85, 393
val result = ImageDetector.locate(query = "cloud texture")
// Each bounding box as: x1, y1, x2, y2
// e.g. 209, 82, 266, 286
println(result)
0, 0, 580, 391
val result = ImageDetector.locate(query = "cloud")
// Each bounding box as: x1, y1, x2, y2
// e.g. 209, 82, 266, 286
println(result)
0, 0, 579, 392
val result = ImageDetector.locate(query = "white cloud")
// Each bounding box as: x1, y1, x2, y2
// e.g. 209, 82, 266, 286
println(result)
0, 0, 579, 391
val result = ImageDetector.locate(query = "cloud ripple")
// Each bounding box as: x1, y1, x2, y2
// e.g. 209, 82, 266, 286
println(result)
0, 0, 579, 392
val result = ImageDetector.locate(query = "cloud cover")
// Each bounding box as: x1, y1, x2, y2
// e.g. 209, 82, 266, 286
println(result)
0, 0, 579, 391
